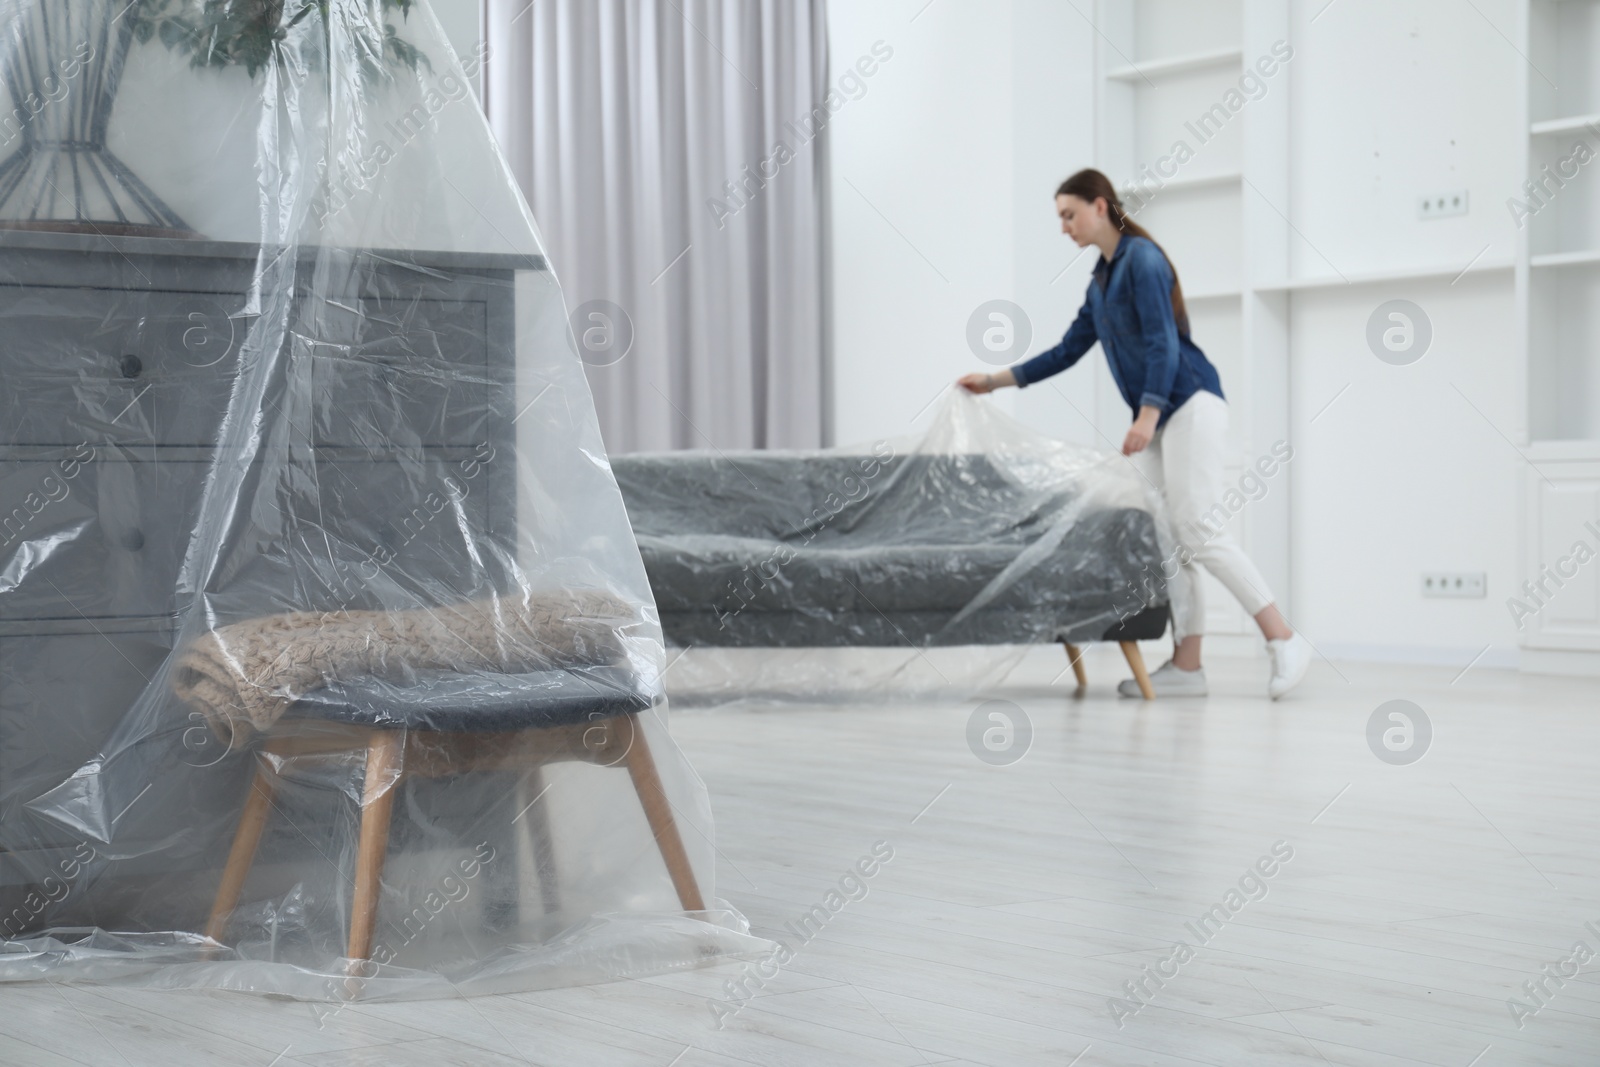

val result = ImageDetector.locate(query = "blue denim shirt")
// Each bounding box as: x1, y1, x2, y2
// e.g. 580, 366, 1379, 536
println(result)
1011, 235, 1223, 427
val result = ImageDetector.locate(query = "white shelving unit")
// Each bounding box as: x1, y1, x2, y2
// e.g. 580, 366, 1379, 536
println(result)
1089, 0, 1599, 670
1531, 248, 1600, 268
1518, 0, 1600, 668
1105, 47, 1245, 83
1093, 0, 1290, 638
1530, 112, 1600, 136
1254, 258, 1516, 292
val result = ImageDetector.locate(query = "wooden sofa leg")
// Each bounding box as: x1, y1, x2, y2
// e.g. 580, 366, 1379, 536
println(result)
1120, 641, 1155, 700
1061, 642, 1087, 689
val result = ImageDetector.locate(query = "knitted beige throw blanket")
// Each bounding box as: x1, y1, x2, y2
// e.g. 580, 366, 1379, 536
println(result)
172, 590, 633, 744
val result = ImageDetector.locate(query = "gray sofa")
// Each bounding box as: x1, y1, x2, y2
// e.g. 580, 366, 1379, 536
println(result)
612, 450, 1170, 694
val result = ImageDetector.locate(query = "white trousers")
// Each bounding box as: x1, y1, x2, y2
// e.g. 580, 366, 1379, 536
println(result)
1134, 391, 1275, 641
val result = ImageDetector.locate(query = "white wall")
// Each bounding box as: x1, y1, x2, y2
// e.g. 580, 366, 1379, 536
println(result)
1006, 2, 1114, 452
1288, 0, 1519, 279
1284, 0, 1523, 665
828, 0, 1530, 666
1290, 274, 1522, 663
430, 0, 485, 95
826, 1, 1012, 443
827, 1, 1108, 448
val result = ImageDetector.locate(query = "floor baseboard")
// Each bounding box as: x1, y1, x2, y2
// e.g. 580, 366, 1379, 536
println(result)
1518, 647, 1600, 677
1318, 642, 1521, 670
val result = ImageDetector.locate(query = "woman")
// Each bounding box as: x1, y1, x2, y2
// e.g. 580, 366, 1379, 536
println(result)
959, 168, 1309, 699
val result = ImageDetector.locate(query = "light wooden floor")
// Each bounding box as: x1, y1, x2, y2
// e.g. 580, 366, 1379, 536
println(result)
3, 647, 1597, 1066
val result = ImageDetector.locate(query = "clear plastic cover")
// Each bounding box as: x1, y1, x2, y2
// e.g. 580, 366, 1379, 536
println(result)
0, 0, 766, 1000
614, 388, 1184, 706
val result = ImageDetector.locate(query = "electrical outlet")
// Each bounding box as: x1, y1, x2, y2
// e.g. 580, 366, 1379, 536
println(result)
1421, 572, 1486, 598
1418, 189, 1469, 219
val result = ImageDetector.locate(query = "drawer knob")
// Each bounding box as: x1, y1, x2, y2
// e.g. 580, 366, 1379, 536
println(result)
119, 354, 143, 379
121, 528, 145, 551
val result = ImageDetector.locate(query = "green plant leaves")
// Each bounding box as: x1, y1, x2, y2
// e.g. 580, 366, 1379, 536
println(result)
384, 24, 429, 74
130, 0, 427, 80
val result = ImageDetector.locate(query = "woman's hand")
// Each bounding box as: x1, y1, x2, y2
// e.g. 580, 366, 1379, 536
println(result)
1121, 407, 1161, 456
958, 370, 1014, 394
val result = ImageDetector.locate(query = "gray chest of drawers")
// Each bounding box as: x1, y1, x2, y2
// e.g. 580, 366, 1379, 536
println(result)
0, 231, 536, 925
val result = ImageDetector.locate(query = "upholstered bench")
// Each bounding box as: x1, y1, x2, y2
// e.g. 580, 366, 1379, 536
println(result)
203, 665, 703, 971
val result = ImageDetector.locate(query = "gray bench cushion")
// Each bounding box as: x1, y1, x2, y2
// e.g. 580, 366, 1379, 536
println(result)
287, 665, 651, 733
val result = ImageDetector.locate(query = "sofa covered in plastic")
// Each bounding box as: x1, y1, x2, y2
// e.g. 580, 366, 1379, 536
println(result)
612, 429, 1173, 697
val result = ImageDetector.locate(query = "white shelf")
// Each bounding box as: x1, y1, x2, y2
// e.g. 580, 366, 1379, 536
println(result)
1528, 439, 1600, 462
1185, 289, 1242, 301
1252, 258, 1515, 292
1105, 47, 1243, 83
1122, 171, 1242, 200
1531, 113, 1600, 136
1532, 248, 1600, 268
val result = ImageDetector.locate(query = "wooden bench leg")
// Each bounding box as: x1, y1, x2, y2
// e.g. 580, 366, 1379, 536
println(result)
519, 765, 562, 916
1120, 641, 1155, 700
1061, 642, 1087, 689
620, 715, 706, 912
204, 756, 279, 948
347, 730, 404, 969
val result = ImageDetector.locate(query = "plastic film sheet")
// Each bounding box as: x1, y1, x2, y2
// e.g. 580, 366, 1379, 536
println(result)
613, 388, 1184, 707
0, 0, 766, 1000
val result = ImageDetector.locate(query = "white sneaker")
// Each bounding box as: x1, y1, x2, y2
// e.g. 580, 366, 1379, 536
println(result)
1267, 633, 1311, 699
1118, 660, 1207, 698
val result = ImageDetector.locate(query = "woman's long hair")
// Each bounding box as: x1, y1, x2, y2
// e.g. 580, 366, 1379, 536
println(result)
1057, 168, 1190, 337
